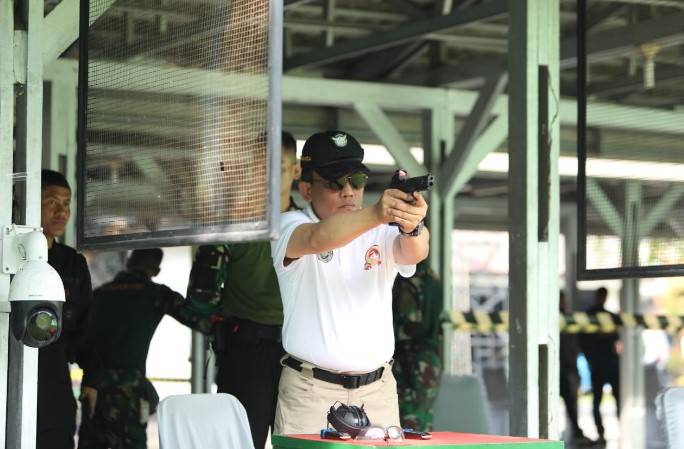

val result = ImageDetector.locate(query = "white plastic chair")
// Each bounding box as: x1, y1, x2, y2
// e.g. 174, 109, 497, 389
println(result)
157, 393, 255, 449
655, 386, 684, 449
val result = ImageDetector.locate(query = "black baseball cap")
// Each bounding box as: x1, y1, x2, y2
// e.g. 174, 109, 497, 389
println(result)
301, 131, 370, 181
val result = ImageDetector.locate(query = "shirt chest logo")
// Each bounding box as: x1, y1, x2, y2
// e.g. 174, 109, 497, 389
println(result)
364, 245, 382, 270
317, 251, 334, 263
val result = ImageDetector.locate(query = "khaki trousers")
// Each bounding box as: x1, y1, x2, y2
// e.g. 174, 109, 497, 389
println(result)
273, 357, 400, 436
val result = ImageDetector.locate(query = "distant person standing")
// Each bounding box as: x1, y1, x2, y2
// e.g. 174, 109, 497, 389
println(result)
78, 249, 211, 449
392, 260, 444, 431
578, 287, 620, 445
558, 291, 590, 444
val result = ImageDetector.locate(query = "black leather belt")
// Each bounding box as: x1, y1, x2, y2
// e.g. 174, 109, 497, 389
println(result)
283, 356, 384, 389
235, 318, 282, 342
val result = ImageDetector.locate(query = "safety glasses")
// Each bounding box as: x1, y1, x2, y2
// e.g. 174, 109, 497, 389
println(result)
355, 426, 405, 442
313, 172, 368, 191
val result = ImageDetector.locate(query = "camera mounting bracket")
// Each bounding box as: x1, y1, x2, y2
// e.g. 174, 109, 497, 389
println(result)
2, 225, 46, 274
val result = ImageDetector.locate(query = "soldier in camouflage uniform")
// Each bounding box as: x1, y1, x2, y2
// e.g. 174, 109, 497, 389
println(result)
77, 249, 211, 449
392, 260, 444, 432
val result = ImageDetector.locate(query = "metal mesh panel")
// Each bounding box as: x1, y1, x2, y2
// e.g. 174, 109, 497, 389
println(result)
578, 0, 684, 279
78, 0, 280, 250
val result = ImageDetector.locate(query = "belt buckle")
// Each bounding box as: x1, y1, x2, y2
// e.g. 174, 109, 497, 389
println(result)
340, 374, 361, 389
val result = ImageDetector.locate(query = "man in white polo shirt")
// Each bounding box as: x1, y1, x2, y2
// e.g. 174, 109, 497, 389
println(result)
271, 130, 430, 435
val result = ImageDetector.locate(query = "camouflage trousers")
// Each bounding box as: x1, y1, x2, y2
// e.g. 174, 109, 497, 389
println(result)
392, 345, 443, 432
78, 369, 158, 449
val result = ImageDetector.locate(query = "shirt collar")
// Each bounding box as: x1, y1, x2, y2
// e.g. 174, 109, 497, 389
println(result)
303, 204, 320, 223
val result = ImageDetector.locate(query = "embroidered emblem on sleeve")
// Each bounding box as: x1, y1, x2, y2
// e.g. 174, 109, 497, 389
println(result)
364, 245, 382, 270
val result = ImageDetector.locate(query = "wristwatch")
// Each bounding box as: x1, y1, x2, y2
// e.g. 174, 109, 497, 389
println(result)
399, 220, 424, 237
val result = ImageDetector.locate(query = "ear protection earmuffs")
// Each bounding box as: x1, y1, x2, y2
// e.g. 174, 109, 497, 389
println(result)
327, 402, 371, 438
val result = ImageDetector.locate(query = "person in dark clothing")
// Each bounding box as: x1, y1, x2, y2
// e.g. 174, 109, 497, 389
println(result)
558, 291, 590, 444
78, 248, 212, 449
186, 131, 300, 449
578, 287, 620, 444
38, 169, 99, 449
392, 260, 444, 431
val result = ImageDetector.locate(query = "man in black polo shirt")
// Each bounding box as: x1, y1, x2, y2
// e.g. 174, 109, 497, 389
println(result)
37, 169, 99, 449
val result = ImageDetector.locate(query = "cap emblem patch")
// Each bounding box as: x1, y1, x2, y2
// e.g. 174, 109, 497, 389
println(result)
331, 133, 348, 148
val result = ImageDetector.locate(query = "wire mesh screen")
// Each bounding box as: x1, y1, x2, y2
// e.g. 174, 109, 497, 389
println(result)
577, 0, 684, 279
77, 0, 281, 250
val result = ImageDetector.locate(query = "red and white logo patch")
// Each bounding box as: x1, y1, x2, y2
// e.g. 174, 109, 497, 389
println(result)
364, 245, 382, 270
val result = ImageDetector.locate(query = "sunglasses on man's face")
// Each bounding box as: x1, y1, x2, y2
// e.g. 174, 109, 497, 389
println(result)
313, 172, 368, 191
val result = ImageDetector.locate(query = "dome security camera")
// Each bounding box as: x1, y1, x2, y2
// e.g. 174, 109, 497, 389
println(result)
3, 226, 65, 348
9, 259, 65, 348
10, 302, 63, 348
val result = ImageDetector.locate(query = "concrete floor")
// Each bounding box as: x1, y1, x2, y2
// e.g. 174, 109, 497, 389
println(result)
563, 395, 620, 449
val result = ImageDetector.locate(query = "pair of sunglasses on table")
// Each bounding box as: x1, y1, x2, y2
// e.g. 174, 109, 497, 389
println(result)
311, 172, 368, 191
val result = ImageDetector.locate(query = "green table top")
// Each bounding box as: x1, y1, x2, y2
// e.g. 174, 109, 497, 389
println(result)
272, 432, 564, 448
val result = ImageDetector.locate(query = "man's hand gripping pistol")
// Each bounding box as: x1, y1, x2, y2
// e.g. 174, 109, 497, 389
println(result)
388, 169, 434, 227
389, 169, 434, 198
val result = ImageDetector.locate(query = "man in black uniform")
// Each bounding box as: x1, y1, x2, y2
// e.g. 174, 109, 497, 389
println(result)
78, 248, 212, 449
559, 291, 590, 444
187, 131, 300, 449
38, 169, 99, 449
578, 286, 620, 445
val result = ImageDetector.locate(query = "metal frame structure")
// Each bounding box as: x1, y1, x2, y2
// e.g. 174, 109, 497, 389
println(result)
75, 0, 284, 251
1, 0, 46, 446
4, 0, 684, 447
577, 0, 684, 281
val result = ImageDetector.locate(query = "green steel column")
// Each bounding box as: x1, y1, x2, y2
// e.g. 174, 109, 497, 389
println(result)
425, 105, 474, 375
620, 181, 645, 449
508, 0, 560, 438
6, 0, 45, 447
0, 0, 16, 444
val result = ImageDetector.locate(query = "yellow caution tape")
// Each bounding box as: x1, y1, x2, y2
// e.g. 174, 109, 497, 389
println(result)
447, 312, 684, 334
70, 368, 190, 384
